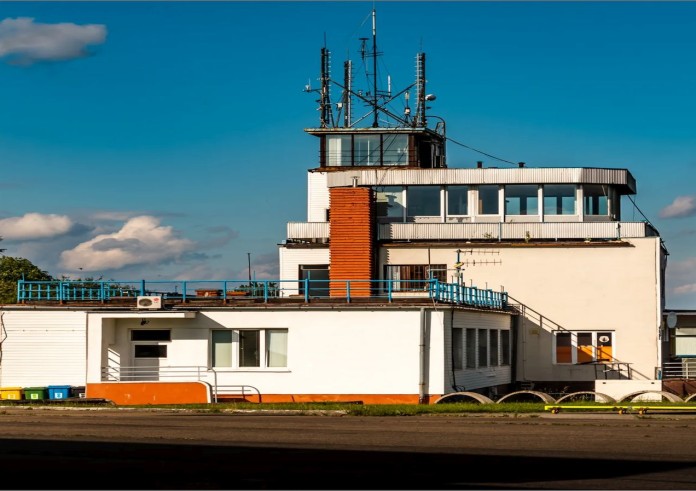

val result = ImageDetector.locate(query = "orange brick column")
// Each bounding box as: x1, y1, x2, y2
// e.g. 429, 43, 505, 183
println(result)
329, 187, 374, 297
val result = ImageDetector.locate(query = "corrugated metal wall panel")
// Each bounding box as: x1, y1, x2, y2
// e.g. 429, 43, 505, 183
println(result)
0, 310, 87, 387
451, 311, 513, 392
327, 168, 635, 192
307, 172, 329, 222
329, 188, 373, 297
286, 222, 330, 239
379, 222, 651, 240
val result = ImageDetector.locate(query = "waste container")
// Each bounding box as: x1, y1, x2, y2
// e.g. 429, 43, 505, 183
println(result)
0, 387, 23, 400
70, 386, 86, 398
23, 387, 47, 400
48, 385, 71, 400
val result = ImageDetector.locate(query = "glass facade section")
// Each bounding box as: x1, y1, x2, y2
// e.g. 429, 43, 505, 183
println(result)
407, 186, 440, 216
382, 134, 408, 165
326, 135, 352, 166
375, 186, 405, 219
544, 185, 576, 215
447, 185, 468, 215
584, 184, 609, 215
353, 135, 381, 166
478, 185, 499, 215
504, 185, 538, 215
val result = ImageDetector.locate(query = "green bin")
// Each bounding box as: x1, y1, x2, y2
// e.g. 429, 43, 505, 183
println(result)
24, 387, 47, 400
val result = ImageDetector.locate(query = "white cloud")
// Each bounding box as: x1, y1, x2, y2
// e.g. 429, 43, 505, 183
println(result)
60, 215, 195, 271
0, 213, 73, 240
0, 17, 106, 65
660, 195, 696, 219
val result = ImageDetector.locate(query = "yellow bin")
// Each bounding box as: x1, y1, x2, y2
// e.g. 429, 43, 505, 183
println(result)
0, 387, 23, 400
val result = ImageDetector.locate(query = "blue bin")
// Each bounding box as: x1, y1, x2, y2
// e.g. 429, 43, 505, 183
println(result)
47, 385, 71, 400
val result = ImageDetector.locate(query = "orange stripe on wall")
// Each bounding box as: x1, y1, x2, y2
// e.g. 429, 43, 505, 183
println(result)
87, 382, 211, 405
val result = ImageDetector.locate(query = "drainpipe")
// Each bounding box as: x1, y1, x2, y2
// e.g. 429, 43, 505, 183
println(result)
418, 308, 428, 404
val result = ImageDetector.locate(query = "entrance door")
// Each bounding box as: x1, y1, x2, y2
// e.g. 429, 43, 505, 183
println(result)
132, 344, 167, 381
299, 265, 330, 297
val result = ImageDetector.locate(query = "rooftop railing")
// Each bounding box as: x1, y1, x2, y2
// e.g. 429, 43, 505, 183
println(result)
17, 278, 508, 310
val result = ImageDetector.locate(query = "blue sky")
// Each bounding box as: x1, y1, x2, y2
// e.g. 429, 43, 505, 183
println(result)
0, 1, 695, 308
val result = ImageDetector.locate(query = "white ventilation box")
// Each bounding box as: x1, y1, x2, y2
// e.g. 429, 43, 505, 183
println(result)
136, 295, 163, 309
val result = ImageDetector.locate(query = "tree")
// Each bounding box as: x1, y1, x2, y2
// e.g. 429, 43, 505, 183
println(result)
0, 256, 53, 304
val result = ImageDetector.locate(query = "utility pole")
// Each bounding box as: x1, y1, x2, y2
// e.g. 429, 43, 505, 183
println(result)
247, 253, 252, 287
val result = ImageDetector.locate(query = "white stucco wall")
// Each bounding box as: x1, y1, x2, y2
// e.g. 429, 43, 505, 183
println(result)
382, 238, 663, 383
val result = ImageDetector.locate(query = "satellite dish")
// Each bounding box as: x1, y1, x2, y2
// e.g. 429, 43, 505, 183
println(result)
667, 311, 678, 329
425, 94, 436, 101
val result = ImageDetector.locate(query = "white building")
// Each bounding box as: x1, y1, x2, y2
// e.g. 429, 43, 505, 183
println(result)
0, 10, 676, 405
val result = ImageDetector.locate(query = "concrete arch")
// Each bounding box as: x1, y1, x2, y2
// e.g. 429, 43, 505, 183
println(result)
434, 392, 495, 404
684, 393, 696, 403
555, 391, 615, 404
496, 390, 556, 404
617, 390, 684, 403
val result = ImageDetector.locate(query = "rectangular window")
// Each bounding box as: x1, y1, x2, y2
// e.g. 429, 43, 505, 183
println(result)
453, 328, 463, 370
597, 332, 613, 361
326, 135, 352, 166
478, 185, 499, 215
239, 330, 260, 367
554, 331, 614, 364
478, 328, 488, 368
489, 330, 499, 366
385, 264, 446, 291
504, 185, 538, 215
447, 185, 468, 215
131, 330, 171, 341
354, 135, 381, 166
266, 329, 288, 368
212, 330, 233, 368
407, 186, 441, 217
212, 329, 288, 369
556, 332, 572, 363
543, 185, 576, 215
466, 328, 476, 368
375, 186, 405, 219
299, 265, 330, 297
584, 184, 609, 216
577, 332, 593, 364
382, 134, 408, 166
501, 330, 510, 365
134, 345, 167, 358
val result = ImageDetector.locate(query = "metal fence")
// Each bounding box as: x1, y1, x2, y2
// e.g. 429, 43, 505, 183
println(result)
18, 278, 507, 310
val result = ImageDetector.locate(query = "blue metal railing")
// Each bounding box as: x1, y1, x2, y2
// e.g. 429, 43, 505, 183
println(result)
16, 278, 507, 310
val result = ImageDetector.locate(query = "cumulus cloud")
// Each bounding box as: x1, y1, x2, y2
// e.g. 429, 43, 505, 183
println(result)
660, 195, 696, 219
0, 17, 106, 65
0, 213, 74, 240
667, 257, 696, 299
60, 215, 195, 271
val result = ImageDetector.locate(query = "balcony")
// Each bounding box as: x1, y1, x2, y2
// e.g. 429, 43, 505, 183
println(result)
287, 221, 330, 241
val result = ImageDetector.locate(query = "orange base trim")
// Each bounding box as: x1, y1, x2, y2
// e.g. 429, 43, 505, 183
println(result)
216, 394, 444, 405
87, 382, 211, 405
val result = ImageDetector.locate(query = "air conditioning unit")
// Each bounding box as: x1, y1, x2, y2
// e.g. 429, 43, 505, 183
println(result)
136, 295, 162, 309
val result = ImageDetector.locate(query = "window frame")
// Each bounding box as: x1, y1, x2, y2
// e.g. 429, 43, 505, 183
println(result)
553, 331, 614, 364
211, 328, 289, 370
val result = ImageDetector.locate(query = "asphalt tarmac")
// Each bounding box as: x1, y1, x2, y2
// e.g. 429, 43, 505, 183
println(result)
1, 407, 695, 490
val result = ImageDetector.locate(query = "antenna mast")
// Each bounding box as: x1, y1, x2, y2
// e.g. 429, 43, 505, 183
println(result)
371, 9, 379, 127
343, 60, 352, 127
415, 52, 426, 127
320, 47, 334, 128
